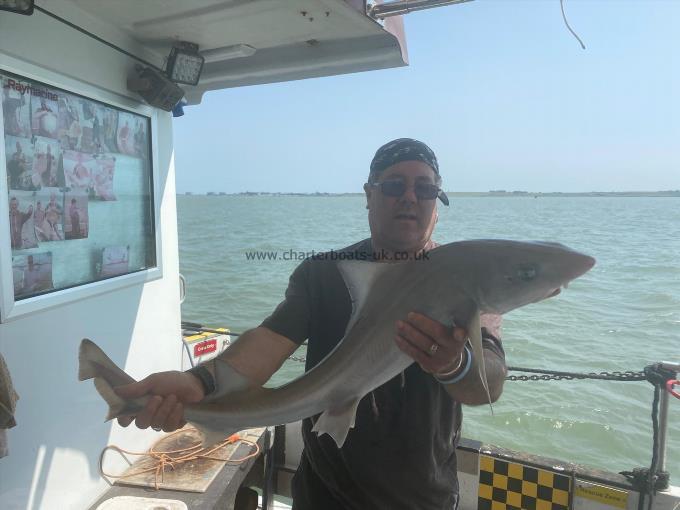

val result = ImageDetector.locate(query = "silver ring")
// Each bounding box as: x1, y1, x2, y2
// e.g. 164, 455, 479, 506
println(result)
152, 427, 162, 432
429, 343, 439, 354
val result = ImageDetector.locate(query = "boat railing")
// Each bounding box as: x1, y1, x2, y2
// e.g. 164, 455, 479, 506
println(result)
180, 321, 679, 508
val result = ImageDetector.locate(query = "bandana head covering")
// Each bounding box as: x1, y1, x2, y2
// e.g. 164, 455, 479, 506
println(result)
369, 138, 448, 205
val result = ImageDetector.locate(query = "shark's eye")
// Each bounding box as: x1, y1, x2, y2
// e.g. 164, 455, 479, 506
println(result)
516, 264, 537, 282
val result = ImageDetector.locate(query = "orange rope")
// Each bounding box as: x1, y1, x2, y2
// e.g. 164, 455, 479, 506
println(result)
99, 427, 261, 490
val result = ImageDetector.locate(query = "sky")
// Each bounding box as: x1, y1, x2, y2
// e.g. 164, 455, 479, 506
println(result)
172, 0, 679, 194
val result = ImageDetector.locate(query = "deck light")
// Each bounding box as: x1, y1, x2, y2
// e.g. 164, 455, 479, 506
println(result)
201, 44, 257, 63
127, 65, 185, 112
166, 42, 205, 86
0, 0, 34, 15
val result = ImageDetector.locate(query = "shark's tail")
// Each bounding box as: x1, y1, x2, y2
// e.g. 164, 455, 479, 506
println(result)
92, 377, 145, 421
78, 338, 136, 386
78, 339, 102, 381
79, 339, 145, 422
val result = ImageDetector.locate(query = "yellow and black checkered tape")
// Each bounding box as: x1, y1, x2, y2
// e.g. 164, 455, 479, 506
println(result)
478, 456, 571, 510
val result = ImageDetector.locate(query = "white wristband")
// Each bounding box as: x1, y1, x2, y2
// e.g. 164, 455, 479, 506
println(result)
434, 345, 472, 385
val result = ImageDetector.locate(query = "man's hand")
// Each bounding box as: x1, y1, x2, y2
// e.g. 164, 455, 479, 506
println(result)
394, 312, 467, 376
114, 371, 205, 432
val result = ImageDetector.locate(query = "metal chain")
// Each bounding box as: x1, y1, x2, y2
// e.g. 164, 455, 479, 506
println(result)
506, 366, 646, 382
284, 356, 646, 382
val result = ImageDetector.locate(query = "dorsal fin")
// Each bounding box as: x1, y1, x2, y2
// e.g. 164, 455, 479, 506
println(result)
337, 260, 397, 332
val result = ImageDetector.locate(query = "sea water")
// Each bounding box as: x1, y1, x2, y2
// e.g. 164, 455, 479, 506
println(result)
178, 195, 680, 478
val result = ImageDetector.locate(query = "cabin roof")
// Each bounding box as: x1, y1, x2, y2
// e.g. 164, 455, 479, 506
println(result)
64, 0, 408, 104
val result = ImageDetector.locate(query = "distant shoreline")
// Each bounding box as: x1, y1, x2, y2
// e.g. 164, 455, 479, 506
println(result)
180, 191, 680, 198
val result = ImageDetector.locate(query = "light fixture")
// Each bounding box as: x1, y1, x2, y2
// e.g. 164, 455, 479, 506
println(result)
0, 0, 34, 15
127, 65, 185, 112
201, 44, 257, 64
166, 41, 205, 86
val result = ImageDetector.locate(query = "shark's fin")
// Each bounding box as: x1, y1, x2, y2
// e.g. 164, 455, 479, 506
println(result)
466, 311, 493, 414
78, 339, 136, 386
337, 260, 396, 331
311, 398, 361, 448
188, 421, 240, 448
93, 377, 145, 421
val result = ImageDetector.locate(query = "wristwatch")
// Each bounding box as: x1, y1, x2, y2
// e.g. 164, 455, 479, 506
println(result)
187, 364, 216, 396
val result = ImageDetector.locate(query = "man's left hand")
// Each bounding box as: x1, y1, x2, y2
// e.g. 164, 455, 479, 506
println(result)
395, 312, 467, 375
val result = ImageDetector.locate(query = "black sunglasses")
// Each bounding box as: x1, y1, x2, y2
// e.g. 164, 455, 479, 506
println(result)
370, 180, 449, 206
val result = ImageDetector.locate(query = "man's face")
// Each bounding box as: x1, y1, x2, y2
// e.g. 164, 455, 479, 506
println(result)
10, 198, 18, 211
364, 160, 439, 253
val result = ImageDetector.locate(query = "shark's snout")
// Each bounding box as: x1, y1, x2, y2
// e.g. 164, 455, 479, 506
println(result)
569, 253, 596, 280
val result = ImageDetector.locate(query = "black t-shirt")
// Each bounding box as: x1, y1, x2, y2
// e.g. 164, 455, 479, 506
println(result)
261, 239, 504, 510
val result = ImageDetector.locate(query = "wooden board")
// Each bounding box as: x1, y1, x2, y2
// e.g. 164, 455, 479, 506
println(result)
112, 426, 265, 493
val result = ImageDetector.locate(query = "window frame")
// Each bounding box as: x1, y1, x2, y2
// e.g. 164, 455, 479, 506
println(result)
0, 54, 163, 323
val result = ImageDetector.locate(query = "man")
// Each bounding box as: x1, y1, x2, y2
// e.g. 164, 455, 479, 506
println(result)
116, 139, 507, 509
39, 144, 56, 187
34, 201, 48, 242
68, 198, 82, 238
44, 193, 63, 241
22, 255, 44, 294
9, 197, 33, 250
7, 141, 27, 189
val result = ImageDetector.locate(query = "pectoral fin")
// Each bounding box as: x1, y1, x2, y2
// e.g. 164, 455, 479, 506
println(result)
465, 310, 493, 412
311, 398, 361, 448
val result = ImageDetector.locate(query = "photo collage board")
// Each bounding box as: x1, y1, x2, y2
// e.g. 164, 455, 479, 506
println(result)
2, 70, 156, 300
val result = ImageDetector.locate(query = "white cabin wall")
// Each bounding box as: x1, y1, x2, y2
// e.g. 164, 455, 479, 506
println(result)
0, 4, 182, 510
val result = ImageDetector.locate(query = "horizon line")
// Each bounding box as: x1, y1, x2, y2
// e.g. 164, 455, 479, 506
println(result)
177, 190, 680, 196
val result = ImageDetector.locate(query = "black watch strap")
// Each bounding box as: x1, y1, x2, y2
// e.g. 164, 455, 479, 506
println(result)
187, 365, 216, 396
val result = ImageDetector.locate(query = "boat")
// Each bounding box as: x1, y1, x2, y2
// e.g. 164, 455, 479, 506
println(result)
0, 1, 677, 509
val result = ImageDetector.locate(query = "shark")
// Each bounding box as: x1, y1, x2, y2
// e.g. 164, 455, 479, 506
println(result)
79, 239, 595, 447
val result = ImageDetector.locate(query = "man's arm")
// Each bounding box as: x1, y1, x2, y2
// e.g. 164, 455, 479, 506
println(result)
115, 326, 299, 431
204, 326, 299, 386
22, 206, 33, 224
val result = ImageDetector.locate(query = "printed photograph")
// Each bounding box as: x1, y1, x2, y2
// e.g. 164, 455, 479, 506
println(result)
31, 136, 62, 188
116, 111, 147, 157
63, 150, 95, 189
5, 135, 34, 190
8, 191, 38, 250
64, 191, 89, 240
30, 93, 59, 139
101, 107, 119, 153
91, 155, 116, 200
12, 252, 54, 299
77, 99, 97, 153
2, 76, 32, 137
57, 94, 83, 150
131, 116, 148, 158
33, 188, 64, 242
100, 245, 130, 278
